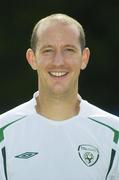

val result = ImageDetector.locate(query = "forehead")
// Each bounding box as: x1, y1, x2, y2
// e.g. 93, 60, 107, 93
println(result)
36, 21, 80, 44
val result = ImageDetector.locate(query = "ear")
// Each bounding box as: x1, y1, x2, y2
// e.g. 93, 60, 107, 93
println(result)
26, 48, 37, 70
81, 48, 90, 70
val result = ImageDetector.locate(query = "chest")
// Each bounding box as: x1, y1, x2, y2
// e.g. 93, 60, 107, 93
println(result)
4, 118, 116, 180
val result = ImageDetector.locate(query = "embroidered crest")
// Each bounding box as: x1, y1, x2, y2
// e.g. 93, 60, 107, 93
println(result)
78, 145, 99, 167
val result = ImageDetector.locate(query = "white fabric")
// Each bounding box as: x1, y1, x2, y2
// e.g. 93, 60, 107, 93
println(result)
0, 92, 119, 180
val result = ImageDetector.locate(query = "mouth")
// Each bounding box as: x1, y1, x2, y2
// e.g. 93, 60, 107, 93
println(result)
49, 72, 69, 77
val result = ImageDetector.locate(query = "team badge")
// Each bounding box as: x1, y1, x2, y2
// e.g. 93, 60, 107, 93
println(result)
78, 145, 99, 167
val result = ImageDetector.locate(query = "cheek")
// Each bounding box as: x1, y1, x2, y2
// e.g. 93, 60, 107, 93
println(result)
71, 61, 82, 77
35, 57, 49, 71
69, 59, 82, 70
37, 55, 52, 66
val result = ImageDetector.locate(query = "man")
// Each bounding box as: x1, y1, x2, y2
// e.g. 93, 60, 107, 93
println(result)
0, 13, 119, 180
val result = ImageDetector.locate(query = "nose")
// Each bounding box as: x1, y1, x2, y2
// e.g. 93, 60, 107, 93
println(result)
53, 51, 64, 66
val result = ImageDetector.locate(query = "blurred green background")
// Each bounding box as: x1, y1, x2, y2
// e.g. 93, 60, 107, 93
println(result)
0, 0, 119, 115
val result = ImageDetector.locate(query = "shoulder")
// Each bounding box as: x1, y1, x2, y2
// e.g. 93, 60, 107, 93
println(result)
0, 98, 35, 128
81, 99, 119, 130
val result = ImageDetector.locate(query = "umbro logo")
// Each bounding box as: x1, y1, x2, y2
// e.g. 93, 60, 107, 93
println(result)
15, 152, 39, 159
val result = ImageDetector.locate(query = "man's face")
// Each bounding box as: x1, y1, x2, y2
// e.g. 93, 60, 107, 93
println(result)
27, 22, 89, 96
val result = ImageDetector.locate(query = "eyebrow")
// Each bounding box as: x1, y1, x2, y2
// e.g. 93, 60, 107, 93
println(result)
40, 44, 78, 49
63, 45, 78, 49
40, 45, 53, 50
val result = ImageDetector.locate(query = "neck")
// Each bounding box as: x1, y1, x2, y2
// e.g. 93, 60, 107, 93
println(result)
35, 91, 80, 121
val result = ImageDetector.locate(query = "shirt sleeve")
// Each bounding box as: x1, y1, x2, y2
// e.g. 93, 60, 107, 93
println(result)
0, 144, 6, 180
115, 159, 119, 180
114, 144, 119, 180
0, 172, 4, 180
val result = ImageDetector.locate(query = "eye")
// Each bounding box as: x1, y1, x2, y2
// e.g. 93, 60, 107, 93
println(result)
43, 48, 54, 53
64, 47, 76, 54
66, 48, 75, 52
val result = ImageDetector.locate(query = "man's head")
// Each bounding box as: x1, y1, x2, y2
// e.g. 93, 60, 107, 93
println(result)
30, 13, 86, 53
26, 13, 90, 96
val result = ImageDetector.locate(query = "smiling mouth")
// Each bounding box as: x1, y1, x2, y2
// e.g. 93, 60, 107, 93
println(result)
49, 72, 69, 77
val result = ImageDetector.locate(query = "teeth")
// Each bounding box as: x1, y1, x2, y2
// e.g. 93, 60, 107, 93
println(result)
49, 72, 67, 77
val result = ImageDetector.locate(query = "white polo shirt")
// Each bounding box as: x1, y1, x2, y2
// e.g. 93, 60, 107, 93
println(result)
0, 92, 119, 180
